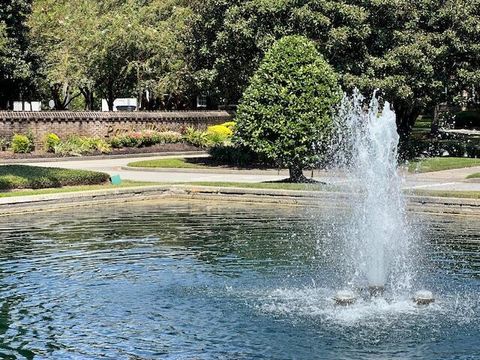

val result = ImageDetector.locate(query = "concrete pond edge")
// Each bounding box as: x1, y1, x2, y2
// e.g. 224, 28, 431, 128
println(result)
0, 185, 479, 217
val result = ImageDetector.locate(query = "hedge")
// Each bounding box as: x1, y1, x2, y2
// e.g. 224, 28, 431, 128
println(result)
0, 165, 110, 190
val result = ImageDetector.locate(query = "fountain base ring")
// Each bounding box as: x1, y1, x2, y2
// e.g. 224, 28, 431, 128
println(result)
414, 290, 435, 305
334, 290, 357, 306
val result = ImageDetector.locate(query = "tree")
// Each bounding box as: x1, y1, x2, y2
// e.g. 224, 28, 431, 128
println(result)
113, 0, 194, 110
235, 35, 341, 183
186, 0, 367, 106
28, 0, 193, 110
187, 0, 480, 142
0, 0, 35, 109
29, 0, 99, 110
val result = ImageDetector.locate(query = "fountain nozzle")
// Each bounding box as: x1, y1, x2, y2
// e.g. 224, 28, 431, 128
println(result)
334, 290, 356, 306
414, 290, 435, 305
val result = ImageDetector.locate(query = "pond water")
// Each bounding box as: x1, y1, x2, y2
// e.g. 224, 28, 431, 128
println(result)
0, 201, 478, 359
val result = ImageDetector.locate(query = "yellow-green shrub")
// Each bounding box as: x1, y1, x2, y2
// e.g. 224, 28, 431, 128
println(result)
221, 121, 236, 129
44, 133, 61, 152
11, 134, 34, 153
208, 125, 233, 137
206, 124, 233, 144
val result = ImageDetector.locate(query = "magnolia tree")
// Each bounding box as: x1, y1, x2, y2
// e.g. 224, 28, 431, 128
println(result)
235, 35, 341, 183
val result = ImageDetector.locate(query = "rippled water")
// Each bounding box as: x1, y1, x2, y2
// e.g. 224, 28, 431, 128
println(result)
0, 200, 478, 359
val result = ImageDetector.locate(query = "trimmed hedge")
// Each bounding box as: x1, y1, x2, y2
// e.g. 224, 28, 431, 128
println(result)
0, 165, 110, 190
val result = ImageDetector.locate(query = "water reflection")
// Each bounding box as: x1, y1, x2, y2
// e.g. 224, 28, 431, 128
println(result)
0, 201, 476, 359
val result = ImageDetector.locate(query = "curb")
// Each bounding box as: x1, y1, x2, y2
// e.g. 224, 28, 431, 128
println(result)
465, 178, 480, 183
0, 185, 479, 217
0, 151, 207, 164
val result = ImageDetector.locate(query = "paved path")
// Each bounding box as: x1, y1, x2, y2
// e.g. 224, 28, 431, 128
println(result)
3, 154, 480, 191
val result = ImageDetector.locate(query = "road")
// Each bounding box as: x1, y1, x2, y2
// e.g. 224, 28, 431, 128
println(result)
4, 154, 480, 191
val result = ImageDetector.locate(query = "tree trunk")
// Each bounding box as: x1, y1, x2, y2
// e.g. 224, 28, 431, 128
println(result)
51, 85, 67, 110
81, 88, 94, 110
431, 104, 440, 135
288, 163, 307, 183
394, 103, 421, 159
107, 85, 115, 111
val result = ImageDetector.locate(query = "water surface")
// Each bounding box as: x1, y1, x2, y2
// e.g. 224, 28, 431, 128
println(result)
0, 201, 478, 359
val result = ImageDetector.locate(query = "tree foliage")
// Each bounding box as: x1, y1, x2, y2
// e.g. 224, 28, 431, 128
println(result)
235, 35, 341, 182
0, 0, 35, 108
187, 0, 480, 141
0, 22, 7, 51
28, 0, 193, 110
0, 0, 479, 145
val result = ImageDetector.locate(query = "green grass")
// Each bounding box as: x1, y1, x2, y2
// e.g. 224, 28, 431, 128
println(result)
185, 181, 337, 191
413, 121, 432, 130
466, 173, 480, 179
188, 182, 480, 199
408, 157, 480, 173
0, 165, 111, 190
1, 176, 479, 201
128, 158, 206, 169
0, 180, 161, 198
190, 182, 480, 201
411, 189, 480, 199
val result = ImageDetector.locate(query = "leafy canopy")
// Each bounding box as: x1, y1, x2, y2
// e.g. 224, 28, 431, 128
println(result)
235, 35, 341, 176
28, 0, 193, 110
187, 0, 480, 140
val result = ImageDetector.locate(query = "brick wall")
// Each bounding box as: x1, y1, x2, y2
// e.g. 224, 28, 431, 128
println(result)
0, 111, 233, 147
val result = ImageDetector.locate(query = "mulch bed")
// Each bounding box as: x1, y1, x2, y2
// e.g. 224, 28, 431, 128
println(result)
0, 143, 201, 160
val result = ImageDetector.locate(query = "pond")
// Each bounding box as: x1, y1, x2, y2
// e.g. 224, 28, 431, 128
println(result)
0, 200, 478, 359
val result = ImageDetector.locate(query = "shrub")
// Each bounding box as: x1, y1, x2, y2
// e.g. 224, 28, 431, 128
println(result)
0, 137, 9, 151
206, 124, 233, 144
0, 165, 110, 190
235, 35, 341, 182
466, 143, 480, 158
183, 127, 211, 148
209, 144, 271, 167
439, 140, 465, 157
44, 133, 61, 153
109, 130, 183, 148
453, 111, 480, 129
109, 136, 123, 149
11, 134, 34, 153
221, 121, 236, 130
53, 136, 111, 156
158, 131, 183, 144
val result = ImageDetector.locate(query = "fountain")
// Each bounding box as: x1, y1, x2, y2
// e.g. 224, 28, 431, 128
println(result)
331, 89, 433, 305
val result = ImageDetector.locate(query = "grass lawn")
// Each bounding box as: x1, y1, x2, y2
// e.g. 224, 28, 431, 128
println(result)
0, 180, 161, 198
1, 175, 478, 200
128, 158, 207, 169
413, 121, 432, 129
408, 157, 480, 173
185, 181, 336, 191
186, 181, 480, 199
411, 189, 480, 199
466, 173, 480, 179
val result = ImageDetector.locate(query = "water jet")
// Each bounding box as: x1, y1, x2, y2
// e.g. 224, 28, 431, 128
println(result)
368, 285, 385, 298
333, 90, 415, 298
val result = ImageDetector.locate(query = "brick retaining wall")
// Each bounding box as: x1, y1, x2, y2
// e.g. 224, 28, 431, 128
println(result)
0, 111, 233, 146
